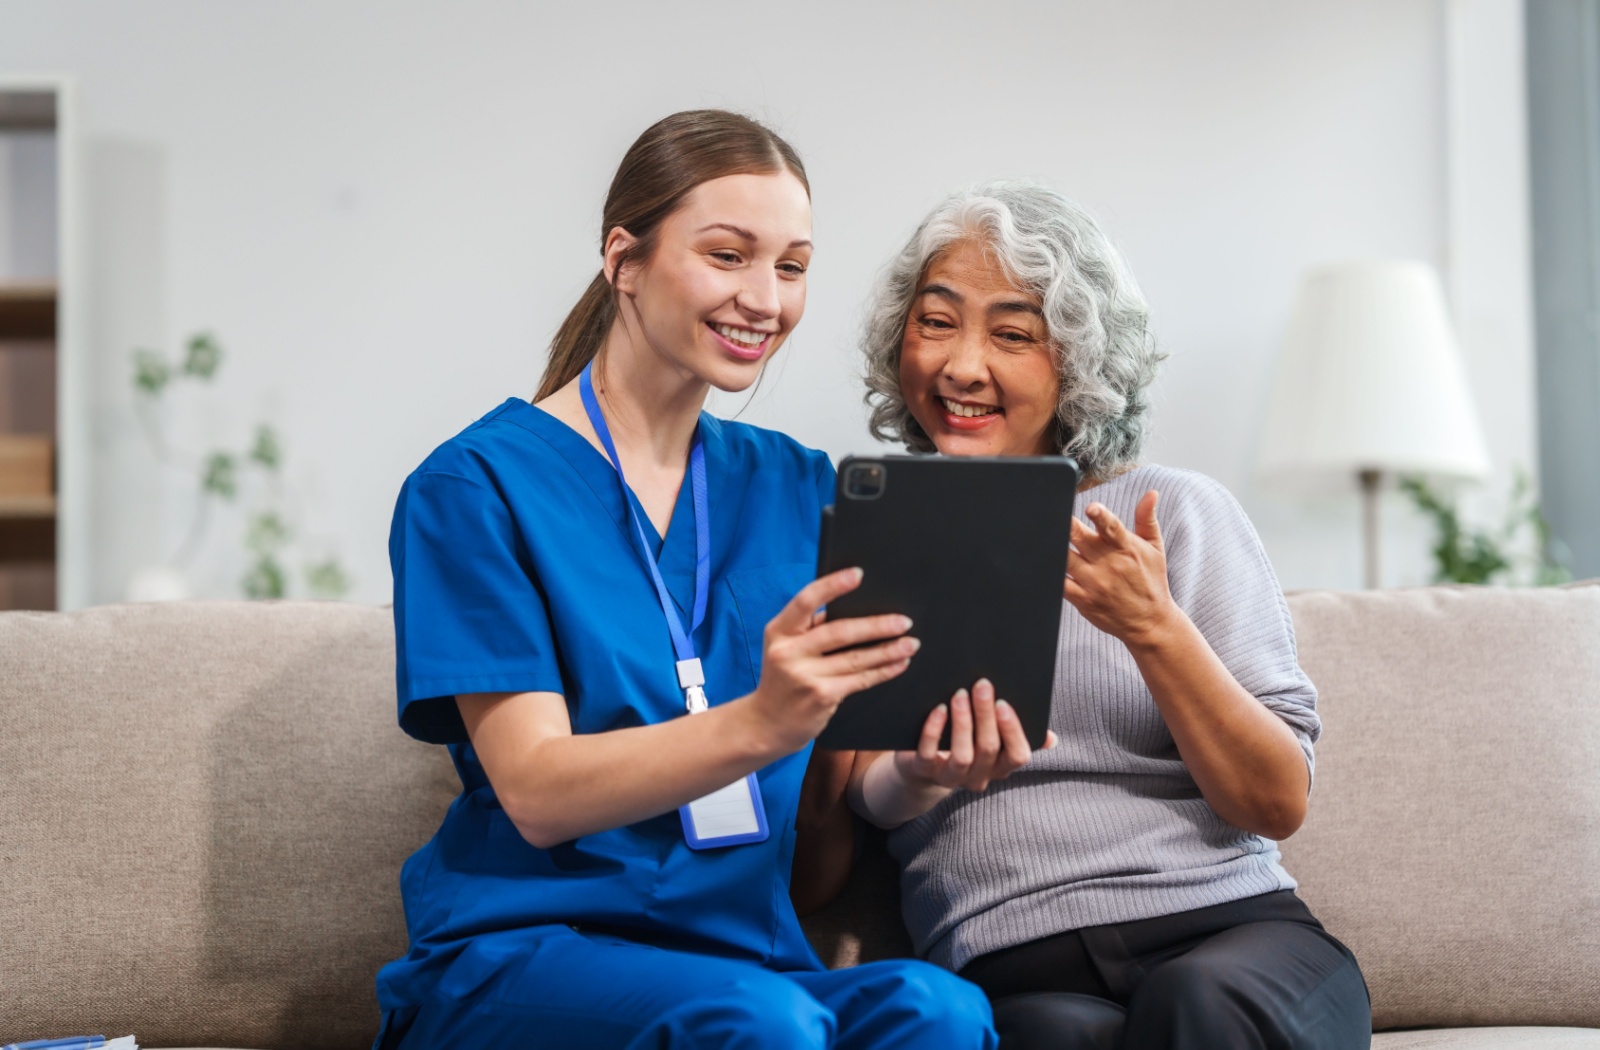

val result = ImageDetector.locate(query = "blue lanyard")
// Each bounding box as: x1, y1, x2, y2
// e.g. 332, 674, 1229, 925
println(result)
579, 361, 711, 712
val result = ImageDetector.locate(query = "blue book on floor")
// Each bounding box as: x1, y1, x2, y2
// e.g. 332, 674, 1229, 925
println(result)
1, 1036, 137, 1050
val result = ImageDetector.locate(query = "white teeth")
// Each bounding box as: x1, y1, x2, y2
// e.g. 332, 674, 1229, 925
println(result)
941, 397, 1000, 418
715, 324, 767, 347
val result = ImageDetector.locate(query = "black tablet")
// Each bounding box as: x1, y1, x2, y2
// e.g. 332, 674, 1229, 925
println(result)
814, 455, 1077, 751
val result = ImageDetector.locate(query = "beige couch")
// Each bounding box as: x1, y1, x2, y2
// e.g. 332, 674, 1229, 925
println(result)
3, 583, 1598, 1049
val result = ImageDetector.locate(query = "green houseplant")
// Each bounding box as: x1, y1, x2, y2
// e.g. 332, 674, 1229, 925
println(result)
1398, 471, 1569, 587
132, 332, 350, 599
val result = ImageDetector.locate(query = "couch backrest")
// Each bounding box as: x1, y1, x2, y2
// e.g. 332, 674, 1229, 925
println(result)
1278, 581, 1600, 1030
6, 585, 1599, 1046
803, 581, 1600, 1032
0, 601, 457, 1050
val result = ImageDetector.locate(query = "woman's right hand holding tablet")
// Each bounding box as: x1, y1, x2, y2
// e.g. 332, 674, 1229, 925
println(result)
459, 567, 911, 850
748, 566, 921, 754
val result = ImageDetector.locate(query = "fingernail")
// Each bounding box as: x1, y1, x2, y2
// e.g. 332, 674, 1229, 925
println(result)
851, 567, 865, 582
996, 699, 1013, 715
898, 615, 914, 631
904, 637, 922, 653
975, 677, 992, 690
1089, 502, 1104, 514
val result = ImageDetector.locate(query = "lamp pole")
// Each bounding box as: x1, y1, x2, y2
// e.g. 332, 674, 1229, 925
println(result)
1359, 468, 1382, 589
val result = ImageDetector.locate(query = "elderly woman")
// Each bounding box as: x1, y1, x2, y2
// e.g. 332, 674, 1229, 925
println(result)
794, 181, 1371, 1050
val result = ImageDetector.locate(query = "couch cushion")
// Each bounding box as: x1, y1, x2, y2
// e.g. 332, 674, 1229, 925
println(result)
805, 582, 1600, 1039
801, 824, 914, 968
1371, 1028, 1600, 1049
1280, 582, 1600, 1031
0, 602, 458, 1050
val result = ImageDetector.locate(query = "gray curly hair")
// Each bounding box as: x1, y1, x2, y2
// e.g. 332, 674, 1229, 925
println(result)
862, 179, 1165, 481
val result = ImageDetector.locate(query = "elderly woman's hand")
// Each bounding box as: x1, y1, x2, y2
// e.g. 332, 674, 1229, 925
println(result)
1064, 490, 1177, 645
892, 678, 1052, 794
848, 680, 1057, 829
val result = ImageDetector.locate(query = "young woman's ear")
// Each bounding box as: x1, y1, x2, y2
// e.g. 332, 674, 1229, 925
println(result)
602, 227, 641, 294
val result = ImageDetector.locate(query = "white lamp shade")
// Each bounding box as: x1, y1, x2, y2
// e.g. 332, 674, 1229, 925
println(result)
1258, 261, 1491, 486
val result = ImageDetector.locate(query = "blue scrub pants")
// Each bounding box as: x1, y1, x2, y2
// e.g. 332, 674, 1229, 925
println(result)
379, 925, 997, 1050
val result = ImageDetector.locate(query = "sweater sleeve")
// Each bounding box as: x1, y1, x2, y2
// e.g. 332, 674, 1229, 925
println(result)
1156, 471, 1320, 782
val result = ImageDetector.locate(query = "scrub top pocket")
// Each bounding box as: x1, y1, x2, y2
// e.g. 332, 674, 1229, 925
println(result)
724, 562, 816, 683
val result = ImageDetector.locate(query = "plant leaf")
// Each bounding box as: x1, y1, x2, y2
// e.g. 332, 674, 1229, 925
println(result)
202, 452, 238, 499
305, 558, 352, 599
243, 555, 287, 600
183, 333, 223, 379
132, 349, 171, 396
250, 424, 282, 470
246, 510, 292, 554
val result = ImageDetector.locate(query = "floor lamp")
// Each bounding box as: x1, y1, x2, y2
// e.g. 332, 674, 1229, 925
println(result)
1258, 261, 1490, 589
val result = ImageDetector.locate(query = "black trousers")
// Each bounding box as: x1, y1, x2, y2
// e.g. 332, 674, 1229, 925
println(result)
958, 890, 1370, 1050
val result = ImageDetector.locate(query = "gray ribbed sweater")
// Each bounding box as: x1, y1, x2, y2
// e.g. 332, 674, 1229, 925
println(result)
888, 463, 1319, 972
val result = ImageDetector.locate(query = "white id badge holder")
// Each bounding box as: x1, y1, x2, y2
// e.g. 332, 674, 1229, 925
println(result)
676, 657, 770, 850
679, 774, 770, 850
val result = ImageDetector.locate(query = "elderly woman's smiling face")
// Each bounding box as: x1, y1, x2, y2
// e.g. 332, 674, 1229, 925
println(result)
898, 239, 1063, 457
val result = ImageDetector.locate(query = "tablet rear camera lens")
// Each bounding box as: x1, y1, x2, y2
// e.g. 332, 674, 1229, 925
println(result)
844, 463, 886, 500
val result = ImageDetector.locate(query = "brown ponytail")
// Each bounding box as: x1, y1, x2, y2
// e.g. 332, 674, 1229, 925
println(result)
535, 110, 809, 402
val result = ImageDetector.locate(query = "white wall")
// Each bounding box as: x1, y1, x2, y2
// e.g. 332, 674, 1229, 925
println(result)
1445, 0, 1539, 554
0, 0, 1534, 605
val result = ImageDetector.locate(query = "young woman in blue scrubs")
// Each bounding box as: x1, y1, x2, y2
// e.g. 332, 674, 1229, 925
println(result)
374, 111, 1006, 1049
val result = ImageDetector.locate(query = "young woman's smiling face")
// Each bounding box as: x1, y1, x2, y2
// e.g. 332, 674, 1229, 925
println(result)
898, 238, 1062, 457
615, 171, 813, 393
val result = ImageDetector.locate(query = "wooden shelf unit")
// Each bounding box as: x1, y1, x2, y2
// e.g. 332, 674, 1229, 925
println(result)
0, 283, 57, 340
0, 284, 59, 608
0, 493, 55, 519
1, 83, 67, 610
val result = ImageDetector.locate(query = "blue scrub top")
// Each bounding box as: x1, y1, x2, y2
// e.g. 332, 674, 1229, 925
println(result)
378, 397, 835, 1012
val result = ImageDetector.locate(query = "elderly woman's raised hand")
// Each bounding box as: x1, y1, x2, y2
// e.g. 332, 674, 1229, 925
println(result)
1064, 490, 1176, 645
